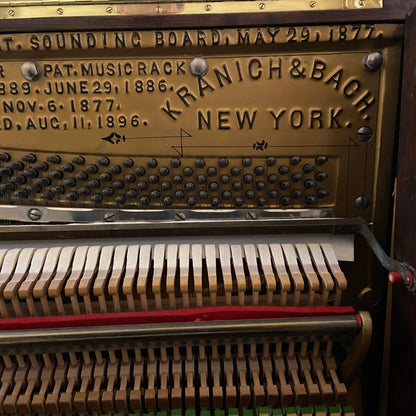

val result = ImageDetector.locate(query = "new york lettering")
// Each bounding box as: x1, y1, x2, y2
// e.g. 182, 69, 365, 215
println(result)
161, 57, 375, 122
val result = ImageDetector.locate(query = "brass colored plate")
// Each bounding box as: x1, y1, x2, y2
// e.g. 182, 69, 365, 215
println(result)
0, 25, 402, 217
0, 0, 382, 21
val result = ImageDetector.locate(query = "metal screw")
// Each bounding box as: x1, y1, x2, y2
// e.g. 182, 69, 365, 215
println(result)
309, 0, 317, 7
359, 0, 365, 5
246, 211, 257, 220
175, 212, 187, 221
155, 5, 162, 12
28, 208, 42, 221
362, 52, 383, 72
8, 9, 15, 16
57, 8, 63, 14
205, 4, 211, 11
189, 57, 209, 78
357, 126, 373, 142
259, 3, 266, 9
404, 273, 415, 289
355, 195, 370, 210
104, 212, 115, 222
20, 61, 42, 82
106, 6, 113, 13
320, 210, 330, 218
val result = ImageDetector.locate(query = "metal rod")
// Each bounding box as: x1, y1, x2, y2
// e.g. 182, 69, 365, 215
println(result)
0, 205, 335, 224
358, 224, 416, 291
359, 224, 395, 272
0, 316, 359, 353
0, 213, 362, 240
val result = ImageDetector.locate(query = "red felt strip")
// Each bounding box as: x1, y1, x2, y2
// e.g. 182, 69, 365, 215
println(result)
0, 306, 356, 331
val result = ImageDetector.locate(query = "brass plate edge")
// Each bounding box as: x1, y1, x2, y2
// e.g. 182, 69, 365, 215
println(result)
0, 0, 383, 20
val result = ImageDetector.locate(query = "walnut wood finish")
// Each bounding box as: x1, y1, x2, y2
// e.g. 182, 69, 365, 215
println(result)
391, 6, 416, 416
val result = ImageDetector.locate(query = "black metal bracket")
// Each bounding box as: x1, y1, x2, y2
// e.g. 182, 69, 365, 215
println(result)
357, 223, 416, 292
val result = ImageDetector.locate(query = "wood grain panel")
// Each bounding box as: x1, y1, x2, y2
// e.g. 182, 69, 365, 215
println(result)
390, 6, 416, 416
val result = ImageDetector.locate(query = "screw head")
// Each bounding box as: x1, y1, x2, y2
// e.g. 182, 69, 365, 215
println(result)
106, 6, 113, 13
309, 0, 317, 7
205, 4, 212, 11
259, 2, 266, 9
57, 7, 63, 14
8, 9, 15, 16
246, 211, 257, 220
175, 212, 187, 221
357, 126, 373, 142
20, 61, 42, 82
104, 212, 115, 222
404, 273, 414, 289
189, 57, 209, 78
355, 195, 370, 210
28, 208, 42, 221
362, 52, 383, 72
155, 5, 162, 13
